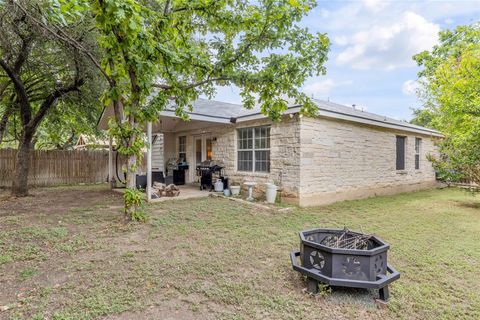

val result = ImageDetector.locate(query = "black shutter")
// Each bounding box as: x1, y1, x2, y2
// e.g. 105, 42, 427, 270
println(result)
396, 136, 405, 170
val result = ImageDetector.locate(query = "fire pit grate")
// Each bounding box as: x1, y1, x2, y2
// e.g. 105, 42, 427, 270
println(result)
290, 228, 400, 302
319, 228, 374, 250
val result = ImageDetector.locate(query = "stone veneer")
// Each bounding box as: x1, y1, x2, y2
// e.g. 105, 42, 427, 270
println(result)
159, 114, 439, 206
164, 116, 301, 202
298, 116, 439, 206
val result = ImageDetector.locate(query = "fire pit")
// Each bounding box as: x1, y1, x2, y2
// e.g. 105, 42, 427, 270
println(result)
290, 228, 400, 302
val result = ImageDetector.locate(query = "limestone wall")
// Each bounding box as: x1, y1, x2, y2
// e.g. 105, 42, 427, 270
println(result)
162, 117, 301, 202
154, 114, 439, 206
298, 116, 440, 206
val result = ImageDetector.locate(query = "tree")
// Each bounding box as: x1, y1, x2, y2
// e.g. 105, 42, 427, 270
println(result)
38, 0, 329, 219
0, 0, 100, 196
412, 23, 480, 184
1, 73, 105, 150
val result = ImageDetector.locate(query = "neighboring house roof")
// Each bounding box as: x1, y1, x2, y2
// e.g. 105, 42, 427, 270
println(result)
74, 134, 112, 150
98, 98, 442, 137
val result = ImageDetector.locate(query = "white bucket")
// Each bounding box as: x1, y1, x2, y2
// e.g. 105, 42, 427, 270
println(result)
265, 183, 277, 204
230, 186, 241, 196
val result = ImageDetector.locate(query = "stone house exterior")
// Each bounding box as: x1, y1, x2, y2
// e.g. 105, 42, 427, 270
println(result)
98, 98, 442, 207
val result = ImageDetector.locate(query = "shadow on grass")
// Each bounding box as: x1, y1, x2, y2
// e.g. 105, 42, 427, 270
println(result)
454, 200, 480, 209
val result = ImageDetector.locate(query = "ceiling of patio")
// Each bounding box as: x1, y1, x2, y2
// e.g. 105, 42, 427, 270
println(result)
152, 115, 231, 133
98, 104, 232, 132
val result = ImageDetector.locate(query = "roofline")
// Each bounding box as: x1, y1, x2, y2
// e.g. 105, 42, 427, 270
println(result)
97, 105, 107, 127
233, 105, 443, 137
314, 106, 443, 137
98, 101, 443, 137
159, 110, 231, 124
318, 107, 443, 137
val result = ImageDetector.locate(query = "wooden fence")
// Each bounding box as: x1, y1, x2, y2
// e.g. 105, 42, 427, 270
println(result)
0, 149, 115, 188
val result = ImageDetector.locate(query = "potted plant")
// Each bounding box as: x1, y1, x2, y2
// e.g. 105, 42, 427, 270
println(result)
230, 182, 241, 196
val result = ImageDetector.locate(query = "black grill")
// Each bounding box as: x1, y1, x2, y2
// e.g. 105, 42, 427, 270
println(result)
196, 161, 223, 191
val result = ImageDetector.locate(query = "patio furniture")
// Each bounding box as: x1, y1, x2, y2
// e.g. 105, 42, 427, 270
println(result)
244, 181, 256, 201
173, 169, 185, 185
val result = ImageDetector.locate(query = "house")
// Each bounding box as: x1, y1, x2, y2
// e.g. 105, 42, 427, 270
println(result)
97, 98, 442, 206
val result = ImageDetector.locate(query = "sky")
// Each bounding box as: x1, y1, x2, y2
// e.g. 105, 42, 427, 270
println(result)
210, 0, 480, 120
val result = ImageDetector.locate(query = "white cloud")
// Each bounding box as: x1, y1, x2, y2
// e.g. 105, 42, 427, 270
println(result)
402, 79, 419, 96
362, 0, 388, 13
303, 79, 353, 98
335, 11, 440, 70
444, 18, 454, 25
318, 8, 330, 18
333, 35, 348, 46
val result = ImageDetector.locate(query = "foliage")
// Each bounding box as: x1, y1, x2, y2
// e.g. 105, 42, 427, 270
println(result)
412, 23, 480, 184
0, 0, 105, 196
43, 0, 330, 217
123, 188, 147, 221
0, 0, 103, 147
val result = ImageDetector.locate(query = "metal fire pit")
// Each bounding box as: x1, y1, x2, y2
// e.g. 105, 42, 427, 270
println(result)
290, 228, 400, 302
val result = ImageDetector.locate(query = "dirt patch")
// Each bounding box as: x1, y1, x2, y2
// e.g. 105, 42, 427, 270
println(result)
0, 185, 122, 218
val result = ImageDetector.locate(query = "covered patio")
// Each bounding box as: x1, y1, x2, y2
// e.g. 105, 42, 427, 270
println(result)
98, 100, 237, 202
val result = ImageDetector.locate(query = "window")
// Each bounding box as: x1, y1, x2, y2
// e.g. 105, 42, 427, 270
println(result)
178, 136, 186, 162
237, 126, 270, 172
195, 138, 202, 164
206, 138, 213, 160
415, 138, 421, 170
396, 136, 406, 170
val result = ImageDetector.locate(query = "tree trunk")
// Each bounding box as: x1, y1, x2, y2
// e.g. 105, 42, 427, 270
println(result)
11, 130, 33, 197
124, 153, 138, 220
126, 153, 137, 189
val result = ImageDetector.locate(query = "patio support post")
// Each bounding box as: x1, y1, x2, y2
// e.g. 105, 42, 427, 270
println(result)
147, 121, 152, 202
108, 136, 113, 188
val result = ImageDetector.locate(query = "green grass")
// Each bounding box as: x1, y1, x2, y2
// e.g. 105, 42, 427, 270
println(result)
0, 186, 478, 319
19, 267, 37, 281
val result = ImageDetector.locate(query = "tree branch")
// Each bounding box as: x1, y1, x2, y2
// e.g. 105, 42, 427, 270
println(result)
11, 0, 113, 85
152, 76, 230, 90
28, 77, 84, 132
0, 97, 15, 144
0, 58, 31, 125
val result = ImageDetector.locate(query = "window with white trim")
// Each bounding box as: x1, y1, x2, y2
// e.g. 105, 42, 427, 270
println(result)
178, 136, 186, 162
237, 126, 270, 172
415, 138, 421, 170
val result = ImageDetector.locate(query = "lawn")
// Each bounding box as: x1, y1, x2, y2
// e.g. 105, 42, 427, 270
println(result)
0, 186, 479, 320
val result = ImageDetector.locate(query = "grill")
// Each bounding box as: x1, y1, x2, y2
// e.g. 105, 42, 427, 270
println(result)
290, 228, 400, 302
196, 161, 224, 191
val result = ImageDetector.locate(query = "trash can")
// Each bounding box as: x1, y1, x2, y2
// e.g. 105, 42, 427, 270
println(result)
265, 183, 277, 204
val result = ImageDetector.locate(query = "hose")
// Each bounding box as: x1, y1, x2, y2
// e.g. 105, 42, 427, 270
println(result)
115, 151, 126, 185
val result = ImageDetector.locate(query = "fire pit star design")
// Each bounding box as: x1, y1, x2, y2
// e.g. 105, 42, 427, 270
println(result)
290, 228, 400, 302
